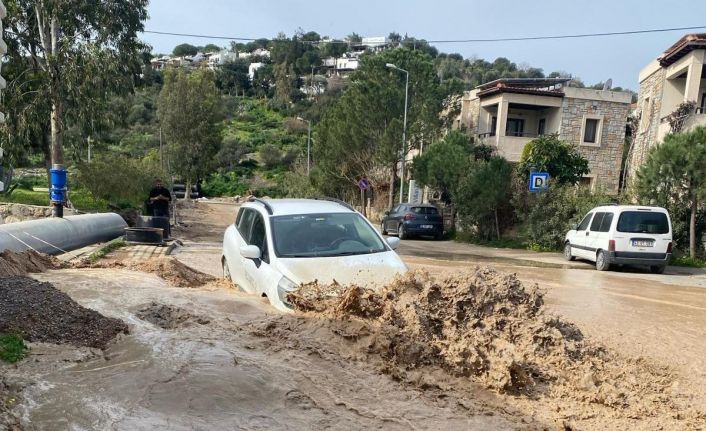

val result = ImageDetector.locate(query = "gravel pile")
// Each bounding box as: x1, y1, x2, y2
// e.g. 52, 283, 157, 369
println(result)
0, 276, 128, 349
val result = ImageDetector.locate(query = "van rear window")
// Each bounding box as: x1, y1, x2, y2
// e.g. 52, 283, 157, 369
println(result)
617, 211, 669, 234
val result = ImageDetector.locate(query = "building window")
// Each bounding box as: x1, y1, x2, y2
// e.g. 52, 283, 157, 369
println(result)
583, 119, 599, 143
579, 176, 594, 190
506, 118, 525, 137
701, 93, 706, 113
538, 118, 546, 136
490, 116, 497, 136
580, 115, 603, 146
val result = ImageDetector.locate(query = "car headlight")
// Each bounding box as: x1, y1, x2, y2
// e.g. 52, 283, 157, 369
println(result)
277, 276, 299, 307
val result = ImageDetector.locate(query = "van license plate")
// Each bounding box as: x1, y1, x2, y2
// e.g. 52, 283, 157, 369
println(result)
421, 224, 433, 229
632, 240, 654, 247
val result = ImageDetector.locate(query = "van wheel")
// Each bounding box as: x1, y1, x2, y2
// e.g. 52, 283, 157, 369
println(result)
381, 222, 388, 236
595, 250, 610, 271
563, 242, 575, 261
398, 224, 407, 240
650, 265, 665, 274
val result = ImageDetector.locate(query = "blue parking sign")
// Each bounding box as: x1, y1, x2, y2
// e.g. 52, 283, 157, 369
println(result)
529, 172, 550, 192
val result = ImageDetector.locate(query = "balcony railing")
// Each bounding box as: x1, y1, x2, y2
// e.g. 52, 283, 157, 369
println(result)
478, 131, 540, 138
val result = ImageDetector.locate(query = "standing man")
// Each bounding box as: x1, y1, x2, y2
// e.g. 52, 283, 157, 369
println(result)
149, 179, 172, 218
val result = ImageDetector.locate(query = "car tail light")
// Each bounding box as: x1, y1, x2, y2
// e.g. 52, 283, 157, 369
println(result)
608, 240, 615, 252
667, 242, 673, 253
403, 213, 416, 221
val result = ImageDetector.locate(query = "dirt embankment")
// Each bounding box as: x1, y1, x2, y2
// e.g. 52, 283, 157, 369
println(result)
0, 250, 64, 276
77, 256, 218, 288
247, 267, 705, 430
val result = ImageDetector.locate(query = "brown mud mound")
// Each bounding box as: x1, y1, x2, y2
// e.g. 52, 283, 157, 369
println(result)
0, 276, 128, 349
135, 302, 210, 329
0, 250, 63, 276
280, 268, 704, 427
77, 257, 216, 288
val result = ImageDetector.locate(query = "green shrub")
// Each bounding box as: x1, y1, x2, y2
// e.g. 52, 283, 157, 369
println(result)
671, 256, 706, 268
518, 185, 617, 251
0, 333, 28, 363
259, 144, 282, 168
201, 172, 249, 197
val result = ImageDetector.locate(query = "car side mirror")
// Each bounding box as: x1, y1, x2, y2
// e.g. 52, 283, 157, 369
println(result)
571, 223, 579, 231
386, 237, 400, 250
384, 211, 390, 216
240, 245, 261, 260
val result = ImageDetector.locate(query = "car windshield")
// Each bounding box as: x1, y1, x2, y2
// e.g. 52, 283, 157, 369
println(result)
617, 211, 669, 234
272, 213, 388, 258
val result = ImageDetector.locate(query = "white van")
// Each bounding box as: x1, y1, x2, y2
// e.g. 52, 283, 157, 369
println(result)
563, 205, 672, 273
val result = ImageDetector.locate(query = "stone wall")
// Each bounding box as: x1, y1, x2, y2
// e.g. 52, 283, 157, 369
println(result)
559, 97, 630, 193
458, 95, 480, 134
0, 204, 77, 224
627, 68, 666, 180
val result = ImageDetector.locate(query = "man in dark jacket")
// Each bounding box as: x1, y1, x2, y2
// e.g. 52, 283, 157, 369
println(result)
148, 179, 172, 217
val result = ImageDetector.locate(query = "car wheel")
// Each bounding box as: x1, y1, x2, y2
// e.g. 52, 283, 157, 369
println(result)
398, 224, 407, 240
595, 250, 610, 271
563, 242, 575, 261
650, 265, 665, 274
434, 231, 443, 241
381, 221, 388, 235
222, 257, 232, 280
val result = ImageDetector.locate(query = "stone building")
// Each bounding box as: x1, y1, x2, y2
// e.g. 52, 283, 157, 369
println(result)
456, 78, 631, 193
627, 34, 706, 179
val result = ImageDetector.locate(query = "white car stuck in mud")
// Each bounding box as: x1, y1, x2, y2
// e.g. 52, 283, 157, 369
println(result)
222, 198, 407, 311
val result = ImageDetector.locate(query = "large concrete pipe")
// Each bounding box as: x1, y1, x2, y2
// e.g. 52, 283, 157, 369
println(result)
0, 213, 127, 255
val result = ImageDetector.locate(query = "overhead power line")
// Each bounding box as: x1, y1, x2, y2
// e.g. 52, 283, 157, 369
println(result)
143, 25, 706, 45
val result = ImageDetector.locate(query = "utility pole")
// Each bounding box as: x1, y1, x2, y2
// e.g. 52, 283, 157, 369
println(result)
386, 63, 409, 204
87, 136, 92, 163
296, 117, 312, 175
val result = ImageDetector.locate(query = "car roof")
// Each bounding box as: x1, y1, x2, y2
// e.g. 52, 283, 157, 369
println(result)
590, 205, 669, 213
401, 203, 437, 207
244, 198, 355, 216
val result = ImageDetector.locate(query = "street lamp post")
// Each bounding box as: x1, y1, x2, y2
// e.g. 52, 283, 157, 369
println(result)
386, 63, 409, 204
296, 116, 312, 176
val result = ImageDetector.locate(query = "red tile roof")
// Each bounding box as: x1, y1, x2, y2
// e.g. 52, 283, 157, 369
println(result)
659, 33, 706, 67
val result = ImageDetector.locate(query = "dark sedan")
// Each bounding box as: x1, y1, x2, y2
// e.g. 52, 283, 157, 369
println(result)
381, 203, 443, 240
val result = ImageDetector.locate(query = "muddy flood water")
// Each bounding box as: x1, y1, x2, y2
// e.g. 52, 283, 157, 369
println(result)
3, 202, 706, 430
6, 269, 530, 430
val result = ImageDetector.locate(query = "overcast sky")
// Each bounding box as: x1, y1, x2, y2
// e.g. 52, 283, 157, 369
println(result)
142, 0, 706, 90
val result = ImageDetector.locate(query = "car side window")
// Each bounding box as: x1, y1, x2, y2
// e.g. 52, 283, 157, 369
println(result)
237, 208, 256, 242
590, 212, 606, 232
392, 205, 401, 213
249, 213, 269, 263
235, 207, 243, 226
577, 213, 593, 231
599, 213, 614, 232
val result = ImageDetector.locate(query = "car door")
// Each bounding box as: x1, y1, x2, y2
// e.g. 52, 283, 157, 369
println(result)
242, 211, 282, 300
386, 205, 403, 232
571, 211, 594, 259
586, 212, 613, 256
226, 207, 256, 293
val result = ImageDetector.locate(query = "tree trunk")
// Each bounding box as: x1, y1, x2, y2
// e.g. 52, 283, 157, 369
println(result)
388, 165, 396, 209
185, 179, 192, 201
690, 192, 697, 258
495, 208, 501, 240
49, 15, 63, 167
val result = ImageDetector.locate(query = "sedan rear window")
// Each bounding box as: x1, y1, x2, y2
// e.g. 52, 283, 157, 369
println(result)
617, 211, 669, 234
411, 207, 439, 215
